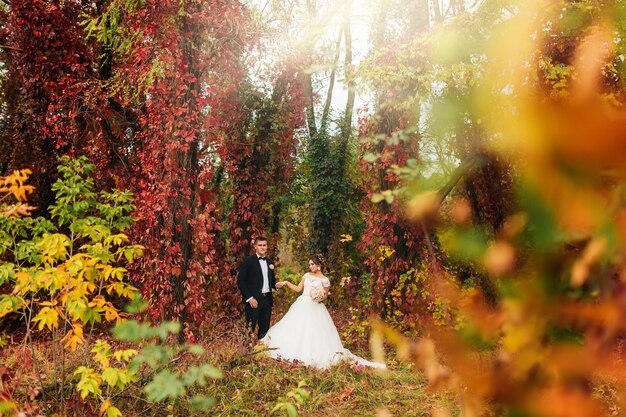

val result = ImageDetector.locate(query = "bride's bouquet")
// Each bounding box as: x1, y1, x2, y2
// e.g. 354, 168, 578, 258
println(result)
310, 286, 326, 303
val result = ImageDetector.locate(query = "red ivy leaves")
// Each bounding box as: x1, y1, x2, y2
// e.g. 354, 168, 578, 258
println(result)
1, 0, 306, 338
218, 68, 306, 284
357, 115, 432, 326
0, 0, 94, 211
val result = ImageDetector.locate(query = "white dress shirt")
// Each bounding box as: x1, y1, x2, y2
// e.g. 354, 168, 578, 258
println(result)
259, 257, 270, 293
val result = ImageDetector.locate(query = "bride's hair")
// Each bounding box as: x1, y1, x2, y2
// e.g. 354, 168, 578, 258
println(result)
311, 254, 325, 270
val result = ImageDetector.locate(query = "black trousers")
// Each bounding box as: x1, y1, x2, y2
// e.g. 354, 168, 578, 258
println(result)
244, 294, 272, 340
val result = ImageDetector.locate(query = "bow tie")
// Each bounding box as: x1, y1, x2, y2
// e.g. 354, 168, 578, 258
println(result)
258, 257, 266, 261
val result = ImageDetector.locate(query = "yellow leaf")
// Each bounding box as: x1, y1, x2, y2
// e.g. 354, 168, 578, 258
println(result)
39, 301, 56, 307
100, 400, 112, 416
91, 340, 112, 368
106, 405, 122, 417
75, 368, 102, 398
37, 233, 70, 264
89, 296, 106, 308
104, 305, 120, 322
102, 265, 113, 280
113, 349, 139, 363
0, 169, 35, 202
112, 267, 126, 281
74, 323, 84, 339
32, 306, 59, 330
340, 234, 353, 242
63, 324, 85, 351
13, 271, 32, 294
106, 282, 138, 299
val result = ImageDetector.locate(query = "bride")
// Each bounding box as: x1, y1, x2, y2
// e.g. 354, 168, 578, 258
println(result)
260, 255, 385, 369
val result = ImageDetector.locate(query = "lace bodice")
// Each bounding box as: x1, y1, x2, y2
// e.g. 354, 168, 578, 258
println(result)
302, 273, 330, 297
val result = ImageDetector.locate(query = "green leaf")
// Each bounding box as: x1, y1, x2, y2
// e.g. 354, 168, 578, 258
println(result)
113, 348, 139, 363
189, 396, 215, 410
156, 321, 182, 339
0, 294, 24, 317
519, 183, 562, 253
121, 245, 143, 262
112, 321, 148, 341
182, 364, 223, 387
285, 403, 297, 417
130, 345, 173, 371
187, 344, 205, 355
82, 305, 103, 325
371, 193, 385, 203
75, 368, 102, 398
362, 153, 379, 163
113, 320, 179, 341
145, 370, 185, 402
0, 263, 15, 285
101, 366, 135, 390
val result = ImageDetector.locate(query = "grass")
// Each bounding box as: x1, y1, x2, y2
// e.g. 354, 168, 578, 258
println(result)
178, 334, 457, 417
5, 290, 624, 417
0, 296, 461, 416
0, 316, 457, 417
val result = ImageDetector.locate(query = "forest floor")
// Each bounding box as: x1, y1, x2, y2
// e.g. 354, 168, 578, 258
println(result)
192, 297, 457, 416
2, 300, 622, 416
0, 296, 458, 417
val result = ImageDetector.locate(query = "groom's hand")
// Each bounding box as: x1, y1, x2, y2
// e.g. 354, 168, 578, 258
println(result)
248, 298, 258, 308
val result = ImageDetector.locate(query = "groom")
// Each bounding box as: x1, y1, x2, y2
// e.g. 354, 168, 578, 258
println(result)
237, 237, 279, 341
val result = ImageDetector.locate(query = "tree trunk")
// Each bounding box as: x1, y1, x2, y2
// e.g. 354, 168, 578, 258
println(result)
171, 11, 202, 342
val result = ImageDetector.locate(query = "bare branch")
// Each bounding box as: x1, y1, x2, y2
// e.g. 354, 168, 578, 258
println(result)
320, 27, 344, 132
0, 44, 22, 51
342, 7, 355, 137
436, 155, 487, 205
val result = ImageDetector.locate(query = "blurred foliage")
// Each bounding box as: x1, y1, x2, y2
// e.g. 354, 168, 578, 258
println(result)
368, 0, 626, 416
78, 318, 222, 417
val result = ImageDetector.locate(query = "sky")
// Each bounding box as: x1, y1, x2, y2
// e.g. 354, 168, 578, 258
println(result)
247, 0, 377, 124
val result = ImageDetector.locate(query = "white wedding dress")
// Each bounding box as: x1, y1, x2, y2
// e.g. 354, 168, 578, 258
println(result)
260, 273, 386, 369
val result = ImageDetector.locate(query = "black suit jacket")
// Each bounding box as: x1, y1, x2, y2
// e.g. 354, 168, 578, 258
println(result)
237, 255, 276, 304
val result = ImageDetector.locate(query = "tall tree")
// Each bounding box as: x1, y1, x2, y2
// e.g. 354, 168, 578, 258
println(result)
86, 0, 308, 325
356, 0, 434, 321
218, 69, 306, 309
304, 0, 360, 261
91, 0, 252, 338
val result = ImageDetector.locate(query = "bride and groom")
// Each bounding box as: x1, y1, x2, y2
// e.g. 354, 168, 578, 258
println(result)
237, 236, 385, 369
